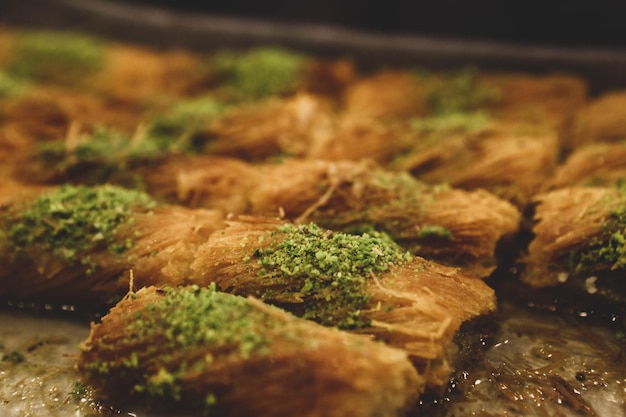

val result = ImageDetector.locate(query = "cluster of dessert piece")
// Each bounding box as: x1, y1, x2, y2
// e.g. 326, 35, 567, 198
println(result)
1, 25, 623, 416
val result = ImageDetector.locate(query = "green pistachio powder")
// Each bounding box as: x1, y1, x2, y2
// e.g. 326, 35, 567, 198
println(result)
253, 223, 412, 329
212, 47, 307, 99
151, 96, 225, 139
568, 185, 626, 273
0, 70, 24, 98
39, 96, 223, 163
7, 30, 104, 85
2, 185, 156, 273
406, 67, 500, 148
417, 224, 454, 240
83, 285, 279, 408
423, 66, 502, 115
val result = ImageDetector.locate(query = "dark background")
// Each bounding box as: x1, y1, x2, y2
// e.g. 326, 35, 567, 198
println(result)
118, 0, 626, 49
3, 0, 626, 92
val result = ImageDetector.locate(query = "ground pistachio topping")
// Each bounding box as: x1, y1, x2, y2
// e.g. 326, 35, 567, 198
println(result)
425, 67, 502, 115
417, 224, 454, 240
254, 223, 412, 329
151, 96, 224, 137
8, 30, 104, 85
212, 46, 308, 99
83, 285, 277, 406
311, 171, 434, 239
567, 189, 626, 273
37, 127, 158, 185
129, 285, 274, 357
2, 184, 156, 271
0, 70, 24, 98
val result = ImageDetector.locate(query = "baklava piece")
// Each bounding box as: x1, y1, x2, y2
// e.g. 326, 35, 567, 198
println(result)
77, 285, 423, 417
568, 90, 626, 150
0, 184, 223, 306
391, 119, 559, 208
547, 141, 626, 189
522, 185, 626, 303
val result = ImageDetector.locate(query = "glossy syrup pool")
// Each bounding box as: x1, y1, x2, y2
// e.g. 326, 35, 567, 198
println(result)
414, 275, 626, 417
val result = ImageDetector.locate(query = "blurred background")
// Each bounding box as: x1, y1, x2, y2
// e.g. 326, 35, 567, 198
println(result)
111, 0, 626, 48
2, 0, 626, 91
2, 0, 626, 49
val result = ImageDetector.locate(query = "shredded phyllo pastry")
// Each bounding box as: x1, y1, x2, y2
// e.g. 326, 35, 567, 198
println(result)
77, 285, 423, 417
1, 23, 624, 417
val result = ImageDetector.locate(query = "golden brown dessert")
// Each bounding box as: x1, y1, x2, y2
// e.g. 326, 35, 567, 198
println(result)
0, 184, 223, 305
391, 120, 559, 208
188, 216, 496, 390
203, 93, 337, 161
144, 155, 259, 214
342, 68, 587, 130
342, 70, 429, 119
77, 285, 423, 417
547, 141, 626, 189
569, 90, 626, 149
197, 91, 414, 165
522, 185, 626, 302
479, 72, 587, 134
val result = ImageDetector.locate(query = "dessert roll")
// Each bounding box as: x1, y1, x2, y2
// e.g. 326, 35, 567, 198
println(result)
77, 285, 423, 417
0, 184, 223, 306
522, 185, 626, 303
